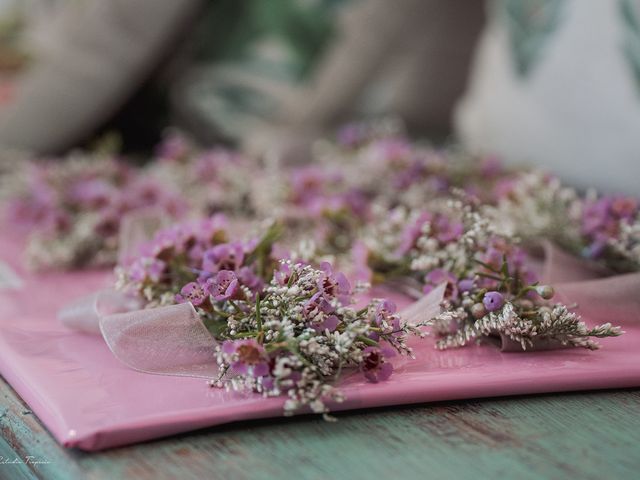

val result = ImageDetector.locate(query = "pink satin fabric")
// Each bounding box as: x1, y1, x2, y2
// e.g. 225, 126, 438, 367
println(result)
0, 232, 639, 451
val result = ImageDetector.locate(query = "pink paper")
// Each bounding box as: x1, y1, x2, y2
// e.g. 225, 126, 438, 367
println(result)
1, 233, 639, 451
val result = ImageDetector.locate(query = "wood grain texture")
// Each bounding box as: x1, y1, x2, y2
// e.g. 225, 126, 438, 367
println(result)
1, 376, 639, 480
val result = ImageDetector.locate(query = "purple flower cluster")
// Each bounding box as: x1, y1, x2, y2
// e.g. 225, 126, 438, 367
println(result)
156, 132, 192, 163
475, 236, 537, 291
121, 216, 280, 314
289, 166, 370, 220
206, 259, 422, 415
581, 196, 639, 259
124, 215, 229, 287
298, 262, 352, 333
397, 211, 464, 256
140, 216, 228, 262
334, 122, 511, 206
7, 156, 187, 268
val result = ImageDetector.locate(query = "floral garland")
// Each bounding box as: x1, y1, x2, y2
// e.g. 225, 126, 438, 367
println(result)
359, 194, 622, 350
4, 153, 186, 269
116, 219, 428, 416
152, 131, 259, 218
307, 122, 640, 275
572, 192, 640, 271
1, 132, 262, 270
9, 123, 638, 275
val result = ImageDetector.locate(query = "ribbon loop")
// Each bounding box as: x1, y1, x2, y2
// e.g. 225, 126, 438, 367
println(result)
100, 302, 219, 378
59, 290, 219, 378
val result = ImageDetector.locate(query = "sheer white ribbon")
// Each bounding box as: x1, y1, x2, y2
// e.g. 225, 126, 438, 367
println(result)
58, 285, 445, 378
58, 291, 220, 378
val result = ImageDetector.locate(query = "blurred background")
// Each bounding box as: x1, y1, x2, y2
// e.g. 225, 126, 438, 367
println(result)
0, 0, 639, 193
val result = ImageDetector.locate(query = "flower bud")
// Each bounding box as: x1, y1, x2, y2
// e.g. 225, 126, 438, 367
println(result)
471, 303, 487, 318
482, 291, 505, 312
535, 285, 555, 300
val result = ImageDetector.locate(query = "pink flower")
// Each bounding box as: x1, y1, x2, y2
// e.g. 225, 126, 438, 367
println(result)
375, 300, 397, 323
274, 262, 293, 286
371, 137, 412, 166
193, 149, 242, 181
432, 216, 463, 243
205, 270, 240, 301
237, 266, 263, 294
202, 242, 245, 274
483, 291, 504, 312
360, 346, 395, 382
317, 315, 340, 333
337, 123, 367, 147
176, 281, 210, 307
317, 262, 351, 300
369, 300, 400, 340
479, 155, 503, 178
289, 166, 332, 204
492, 178, 518, 201
397, 212, 432, 256
342, 189, 370, 218
157, 133, 190, 162
303, 292, 334, 319
69, 178, 115, 209
222, 340, 269, 377
582, 198, 613, 236
458, 278, 474, 292
129, 258, 166, 283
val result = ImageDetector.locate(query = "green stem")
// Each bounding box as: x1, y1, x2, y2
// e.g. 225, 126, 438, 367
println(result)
476, 272, 503, 282
473, 259, 501, 273
255, 293, 263, 332
231, 331, 261, 339
228, 300, 243, 314
357, 335, 379, 347
212, 307, 231, 318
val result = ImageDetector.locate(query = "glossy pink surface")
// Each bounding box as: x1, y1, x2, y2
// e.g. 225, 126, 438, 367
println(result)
1, 234, 639, 451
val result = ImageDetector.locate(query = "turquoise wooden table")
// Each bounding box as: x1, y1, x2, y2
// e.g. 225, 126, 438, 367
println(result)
1, 377, 639, 480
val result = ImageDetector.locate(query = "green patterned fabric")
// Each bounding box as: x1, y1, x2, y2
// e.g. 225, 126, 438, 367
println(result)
620, 0, 640, 94
194, 0, 345, 80
499, 0, 566, 77
183, 0, 348, 139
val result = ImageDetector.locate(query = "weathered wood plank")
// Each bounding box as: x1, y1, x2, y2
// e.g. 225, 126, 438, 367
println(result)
1, 375, 639, 480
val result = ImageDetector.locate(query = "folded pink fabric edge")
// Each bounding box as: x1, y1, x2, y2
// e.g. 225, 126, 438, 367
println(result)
64, 359, 640, 450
